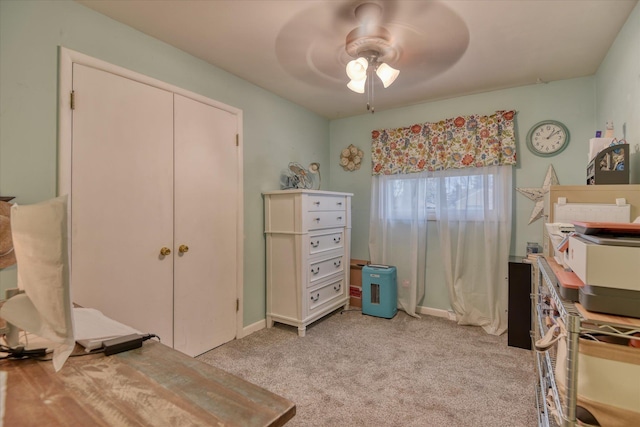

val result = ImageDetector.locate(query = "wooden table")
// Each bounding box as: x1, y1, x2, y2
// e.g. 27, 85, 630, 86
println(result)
1, 341, 295, 426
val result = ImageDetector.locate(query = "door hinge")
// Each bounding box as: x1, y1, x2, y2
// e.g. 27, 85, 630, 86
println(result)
235, 134, 239, 146
236, 298, 240, 312
70, 91, 75, 110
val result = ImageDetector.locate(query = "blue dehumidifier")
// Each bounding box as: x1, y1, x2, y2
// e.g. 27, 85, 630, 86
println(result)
362, 265, 397, 318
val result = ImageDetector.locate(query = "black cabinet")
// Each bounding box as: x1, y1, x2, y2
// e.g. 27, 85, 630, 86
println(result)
508, 258, 532, 350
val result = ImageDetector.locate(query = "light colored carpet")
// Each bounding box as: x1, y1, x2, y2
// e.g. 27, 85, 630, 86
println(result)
197, 310, 536, 427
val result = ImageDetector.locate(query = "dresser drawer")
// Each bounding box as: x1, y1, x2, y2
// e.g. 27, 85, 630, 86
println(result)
308, 229, 344, 256
308, 278, 345, 313
305, 210, 346, 230
305, 195, 347, 212
308, 254, 344, 285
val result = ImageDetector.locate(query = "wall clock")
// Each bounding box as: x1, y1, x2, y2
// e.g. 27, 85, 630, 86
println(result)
526, 120, 570, 157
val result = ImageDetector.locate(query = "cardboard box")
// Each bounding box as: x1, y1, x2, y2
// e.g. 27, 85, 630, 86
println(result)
349, 259, 368, 308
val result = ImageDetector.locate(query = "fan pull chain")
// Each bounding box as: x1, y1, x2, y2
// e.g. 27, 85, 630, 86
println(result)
366, 66, 371, 112
367, 66, 375, 114
371, 68, 375, 114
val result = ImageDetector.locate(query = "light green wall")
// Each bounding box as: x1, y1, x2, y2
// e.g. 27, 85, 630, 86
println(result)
330, 78, 596, 310
329, 1, 640, 312
330, 78, 600, 259
595, 2, 640, 184
0, 0, 329, 327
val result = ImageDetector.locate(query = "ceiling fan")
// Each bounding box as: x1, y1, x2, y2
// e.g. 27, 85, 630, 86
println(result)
344, 2, 400, 112
275, 1, 469, 114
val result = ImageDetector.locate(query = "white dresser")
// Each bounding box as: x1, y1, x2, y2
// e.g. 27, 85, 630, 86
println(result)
264, 190, 353, 336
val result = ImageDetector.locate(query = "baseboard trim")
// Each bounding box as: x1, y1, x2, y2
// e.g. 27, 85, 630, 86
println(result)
241, 319, 266, 338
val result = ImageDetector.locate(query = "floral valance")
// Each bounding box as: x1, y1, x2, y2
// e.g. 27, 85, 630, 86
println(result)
371, 110, 517, 175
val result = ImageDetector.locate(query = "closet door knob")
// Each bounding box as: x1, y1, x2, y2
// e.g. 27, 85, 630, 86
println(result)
160, 247, 171, 256
179, 244, 189, 254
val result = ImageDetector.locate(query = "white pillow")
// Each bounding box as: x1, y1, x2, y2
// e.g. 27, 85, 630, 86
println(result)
4, 195, 74, 371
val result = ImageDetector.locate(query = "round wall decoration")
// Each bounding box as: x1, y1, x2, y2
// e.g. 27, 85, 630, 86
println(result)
340, 144, 364, 171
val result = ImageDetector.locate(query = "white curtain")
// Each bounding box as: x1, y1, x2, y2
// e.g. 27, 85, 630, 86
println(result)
434, 165, 512, 335
368, 172, 432, 318
368, 166, 512, 331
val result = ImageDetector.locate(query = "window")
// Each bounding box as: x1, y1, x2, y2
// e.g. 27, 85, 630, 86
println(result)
384, 175, 435, 221
383, 171, 495, 221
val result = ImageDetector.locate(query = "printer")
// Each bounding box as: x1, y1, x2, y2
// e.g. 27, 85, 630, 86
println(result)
565, 221, 640, 318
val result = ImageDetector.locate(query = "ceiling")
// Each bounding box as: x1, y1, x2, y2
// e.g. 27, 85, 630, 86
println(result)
76, 0, 637, 120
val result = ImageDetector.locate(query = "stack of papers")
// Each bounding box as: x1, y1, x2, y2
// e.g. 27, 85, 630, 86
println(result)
73, 308, 140, 351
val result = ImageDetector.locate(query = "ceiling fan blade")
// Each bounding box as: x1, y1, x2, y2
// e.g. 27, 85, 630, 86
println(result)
275, 0, 468, 91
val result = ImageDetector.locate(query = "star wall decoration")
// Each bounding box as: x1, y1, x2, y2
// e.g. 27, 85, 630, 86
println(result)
516, 165, 559, 224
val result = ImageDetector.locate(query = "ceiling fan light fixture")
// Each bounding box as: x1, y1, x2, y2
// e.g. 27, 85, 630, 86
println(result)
376, 62, 399, 88
343, 2, 402, 112
346, 57, 368, 81
347, 77, 366, 94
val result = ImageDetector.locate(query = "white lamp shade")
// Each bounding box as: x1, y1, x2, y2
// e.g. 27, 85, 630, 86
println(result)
346, 58, 368, 81
376, 63, 399, 88
347, 78, 366, 93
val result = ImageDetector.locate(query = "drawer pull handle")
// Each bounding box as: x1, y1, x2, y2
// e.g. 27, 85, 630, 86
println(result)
333, 284, 341, 292
337, 216, 343, 221
310, 293, 320, 302
311, 267, 320, 274
314, 218, 321, 222
336, 202, 343, 206
314, 201, 321, 206
311, 241, 320, 248
333, 260, 341, 268
333, 236, 341, 243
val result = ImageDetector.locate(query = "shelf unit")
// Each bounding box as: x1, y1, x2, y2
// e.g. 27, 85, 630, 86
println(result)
534, 256, 640, 426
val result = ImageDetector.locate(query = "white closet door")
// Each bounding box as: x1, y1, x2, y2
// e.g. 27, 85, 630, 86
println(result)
173, 94, 238, 356
71, 64, 175, 346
